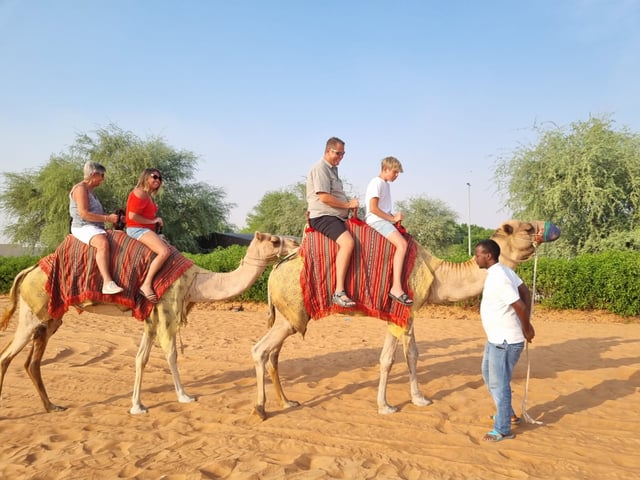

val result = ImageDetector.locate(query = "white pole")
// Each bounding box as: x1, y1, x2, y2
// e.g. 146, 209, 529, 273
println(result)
466, 182, 471, 256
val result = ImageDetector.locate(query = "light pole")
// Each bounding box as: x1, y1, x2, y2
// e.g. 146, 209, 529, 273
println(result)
466, 182, 471, 256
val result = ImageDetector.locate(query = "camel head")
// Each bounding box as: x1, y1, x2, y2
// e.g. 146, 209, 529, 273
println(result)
491, 220, 560, 268
249, 232, 299, 264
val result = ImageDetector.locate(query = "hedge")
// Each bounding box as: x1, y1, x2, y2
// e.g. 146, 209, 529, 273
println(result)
2, 249, 640, 317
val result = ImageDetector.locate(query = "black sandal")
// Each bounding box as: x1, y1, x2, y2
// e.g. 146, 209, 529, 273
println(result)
389, 292, 413, 306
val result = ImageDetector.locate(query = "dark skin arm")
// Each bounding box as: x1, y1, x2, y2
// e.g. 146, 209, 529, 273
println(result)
511, 283, 535, 342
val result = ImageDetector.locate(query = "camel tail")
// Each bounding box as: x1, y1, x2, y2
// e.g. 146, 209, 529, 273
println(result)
0, 264, 38, 330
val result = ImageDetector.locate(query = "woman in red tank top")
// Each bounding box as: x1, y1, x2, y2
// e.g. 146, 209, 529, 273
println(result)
125, 168, 170, 303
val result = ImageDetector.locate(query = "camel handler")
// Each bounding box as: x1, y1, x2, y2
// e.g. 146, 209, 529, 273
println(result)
474, 239, 534, 443
306, 136, 359, 308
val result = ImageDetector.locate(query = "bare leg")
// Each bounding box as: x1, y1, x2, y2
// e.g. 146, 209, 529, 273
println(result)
386, 230, 408, 298
334, 230, 354, 294
251, 315, 297, 420
137, 231, 170, 295
89, 233, 116, 285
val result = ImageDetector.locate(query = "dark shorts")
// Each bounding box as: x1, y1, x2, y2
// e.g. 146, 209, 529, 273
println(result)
309, 215, 348, 241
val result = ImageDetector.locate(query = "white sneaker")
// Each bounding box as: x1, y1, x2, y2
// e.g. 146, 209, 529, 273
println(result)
102, 281, 124, 295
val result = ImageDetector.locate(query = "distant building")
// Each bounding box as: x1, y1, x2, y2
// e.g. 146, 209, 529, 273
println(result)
196, 232, 255, 252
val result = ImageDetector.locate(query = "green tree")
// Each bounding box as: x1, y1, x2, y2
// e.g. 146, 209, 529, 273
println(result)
395, 195, 458, 255
244, 181, 308, 237
446, 224, 497, 260
495, 116, 640, 256
0, 124, 234, 253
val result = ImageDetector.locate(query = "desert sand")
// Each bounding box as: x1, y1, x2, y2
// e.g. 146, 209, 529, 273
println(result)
0, 296, 638, 480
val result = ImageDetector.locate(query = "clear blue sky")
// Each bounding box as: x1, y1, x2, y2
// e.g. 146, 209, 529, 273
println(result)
1, 0, 639, 237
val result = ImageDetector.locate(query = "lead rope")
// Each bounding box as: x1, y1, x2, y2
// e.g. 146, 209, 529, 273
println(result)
521, 243, 544, 425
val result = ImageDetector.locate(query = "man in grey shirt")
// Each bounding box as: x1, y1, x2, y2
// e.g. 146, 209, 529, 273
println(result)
306, 137, 359, 307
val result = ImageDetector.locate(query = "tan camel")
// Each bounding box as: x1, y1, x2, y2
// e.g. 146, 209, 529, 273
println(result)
0, 232, 299, 415
251, 220, 560, 419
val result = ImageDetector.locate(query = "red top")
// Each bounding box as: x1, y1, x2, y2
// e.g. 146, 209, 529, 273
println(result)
126, 191, 158, 228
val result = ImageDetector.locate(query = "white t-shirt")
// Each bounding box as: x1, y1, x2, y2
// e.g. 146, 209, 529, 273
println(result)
365, 176, 392, 224
480, 262, 525, 344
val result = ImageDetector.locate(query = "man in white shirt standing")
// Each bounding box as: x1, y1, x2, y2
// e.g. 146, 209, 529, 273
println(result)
474, 239, 534, 442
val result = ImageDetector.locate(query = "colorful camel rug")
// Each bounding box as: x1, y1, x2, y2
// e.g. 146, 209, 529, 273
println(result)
299, 217, 417, 328
39, 230, 194, 321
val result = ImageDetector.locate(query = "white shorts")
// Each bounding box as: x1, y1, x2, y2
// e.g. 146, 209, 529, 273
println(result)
367, 219, 398, 238
71, 225, 106, 245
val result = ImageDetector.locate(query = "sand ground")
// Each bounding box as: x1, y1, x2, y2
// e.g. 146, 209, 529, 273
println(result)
1, 297, 638, 479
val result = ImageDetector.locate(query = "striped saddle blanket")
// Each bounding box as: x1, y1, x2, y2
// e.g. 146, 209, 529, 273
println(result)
39, 230, 194, 321
299, 217, 417, 328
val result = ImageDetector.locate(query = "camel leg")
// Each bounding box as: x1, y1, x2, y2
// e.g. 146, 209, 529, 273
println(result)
130, 330, 153, 414
251, 315, 297, 420
164, 335, 196, 405
377, 329, 400, 414
1, 298, 65, 413
401, 322, 432, 408
25, 318, 66, 412
0, 303, 40, 405
266, 338, 299, 408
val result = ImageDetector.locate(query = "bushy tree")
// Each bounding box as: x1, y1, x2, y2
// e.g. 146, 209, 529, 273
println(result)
495, 116, 640, 256
245, 182, 307, 237
395, 195, 458, 255
0, 124, 234, 253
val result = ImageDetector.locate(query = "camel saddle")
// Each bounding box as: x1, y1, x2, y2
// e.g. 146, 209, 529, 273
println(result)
39, 230, 194, 321
299, 217, 417, 328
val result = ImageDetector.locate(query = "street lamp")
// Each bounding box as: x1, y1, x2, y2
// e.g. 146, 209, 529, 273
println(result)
466, 182, 471, 256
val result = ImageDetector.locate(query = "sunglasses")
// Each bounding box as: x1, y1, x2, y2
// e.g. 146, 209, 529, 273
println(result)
150, 174, 163, 182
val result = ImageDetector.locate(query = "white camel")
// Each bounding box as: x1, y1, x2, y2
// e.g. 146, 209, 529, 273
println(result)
251, 220, 560, 419
0, 232, 298, 414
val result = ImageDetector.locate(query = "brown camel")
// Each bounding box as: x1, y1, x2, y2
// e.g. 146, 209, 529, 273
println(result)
251, 220, 560, 419
0, 232, 298, 415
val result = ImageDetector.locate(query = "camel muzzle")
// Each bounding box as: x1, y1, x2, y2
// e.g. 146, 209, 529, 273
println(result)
535, 221, 561, 244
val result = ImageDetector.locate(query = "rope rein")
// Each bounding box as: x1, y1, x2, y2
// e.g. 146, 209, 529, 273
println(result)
521, 241, 544, 425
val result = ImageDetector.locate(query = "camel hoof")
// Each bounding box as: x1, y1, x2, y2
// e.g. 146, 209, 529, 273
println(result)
412, 395, 433, 407
129, 404, 149, 415
178, 394, 197, 404
284, 400, 301, 408
378, 404, 399, 415
252, 405, 267, 421
47, 404, 68, 412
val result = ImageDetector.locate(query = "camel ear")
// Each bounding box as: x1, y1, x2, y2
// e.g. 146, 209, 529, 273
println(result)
255, 231, 263, 240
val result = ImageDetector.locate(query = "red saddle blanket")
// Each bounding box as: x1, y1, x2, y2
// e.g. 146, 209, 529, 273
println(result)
299, 218, 417, 328
39, 230, 194, 321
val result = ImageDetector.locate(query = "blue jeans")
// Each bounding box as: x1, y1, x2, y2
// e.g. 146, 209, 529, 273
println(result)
481, 340, 524, 435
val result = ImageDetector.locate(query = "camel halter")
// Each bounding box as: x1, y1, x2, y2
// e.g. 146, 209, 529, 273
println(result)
240, 235, 289, 268
521, 240, 544, 425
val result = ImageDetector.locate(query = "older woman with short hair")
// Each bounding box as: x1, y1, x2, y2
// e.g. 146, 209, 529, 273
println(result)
69, 161, 123, 295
